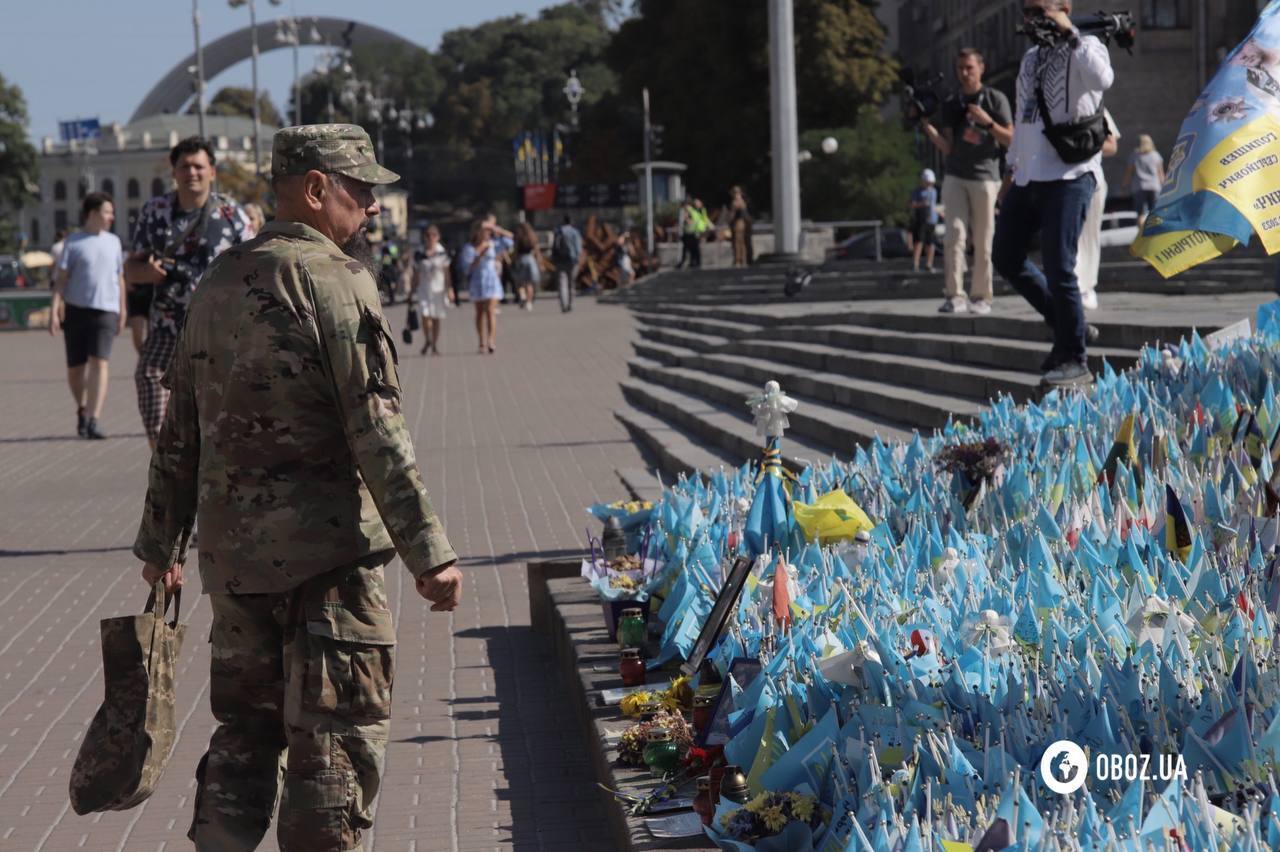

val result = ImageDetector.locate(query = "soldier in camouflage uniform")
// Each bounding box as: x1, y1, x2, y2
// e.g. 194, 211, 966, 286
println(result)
133, 124, 462, 852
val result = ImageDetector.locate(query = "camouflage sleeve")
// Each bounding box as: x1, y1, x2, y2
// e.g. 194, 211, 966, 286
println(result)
308, 260, 458, 578
132, 334, 199, 567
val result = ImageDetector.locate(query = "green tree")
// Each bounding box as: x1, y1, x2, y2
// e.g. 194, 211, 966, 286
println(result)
799, 115, 918, 225
607, 0, 897, 211
193, 86, 283, 128
0, 73, 39, 251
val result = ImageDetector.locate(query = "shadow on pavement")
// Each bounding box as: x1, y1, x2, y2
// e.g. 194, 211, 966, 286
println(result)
454, 625, 613, 851
0, 545, 135, 558
457, 548, 581, 566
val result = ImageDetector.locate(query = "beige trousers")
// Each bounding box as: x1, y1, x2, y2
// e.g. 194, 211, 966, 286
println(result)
941, 176, 1000, 302
1074, 174, 1108, 295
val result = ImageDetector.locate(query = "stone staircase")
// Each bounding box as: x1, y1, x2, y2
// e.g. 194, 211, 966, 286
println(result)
610, 271, 1270, 481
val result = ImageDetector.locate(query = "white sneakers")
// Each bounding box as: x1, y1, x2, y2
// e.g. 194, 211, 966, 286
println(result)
937, 297, 991, 315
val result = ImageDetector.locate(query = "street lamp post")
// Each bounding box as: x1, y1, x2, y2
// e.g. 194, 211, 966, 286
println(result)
276, 8, 321, 126
228, 0, 270, 176
642, 87, 655, 256
191, 0, 207, 138
767, 0, 802, 260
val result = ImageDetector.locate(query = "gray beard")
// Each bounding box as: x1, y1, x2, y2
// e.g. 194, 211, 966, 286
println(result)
340, 226, 378, 278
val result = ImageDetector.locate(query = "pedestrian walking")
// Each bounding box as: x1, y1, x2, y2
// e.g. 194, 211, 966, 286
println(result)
133, 123, 461, 852
909, 169, 940, 274
460, 217, 511, 353
49, 228, 68, 270
242, 202, 266, 238
551, 214, 583, 312
676, 199, 705, 269
993, 0, 1114, 387
1074, 109, 1121, 311
920, 47, 1013, 314
1122, 133, 1165, 228
728, 186, 754, 267
411, 223, 452, 355
512, 221, 546, 310
49, 192, 125, 440
125, 136, 251, 450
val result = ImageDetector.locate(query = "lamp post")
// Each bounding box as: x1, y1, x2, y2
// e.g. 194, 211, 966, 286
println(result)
766, 0, 801, 260
228, 0, 267, 176
275, 7, 322, 126
191, 0, 207, 138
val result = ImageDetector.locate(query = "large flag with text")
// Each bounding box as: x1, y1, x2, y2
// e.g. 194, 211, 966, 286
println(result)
1132, 1, 1280, 276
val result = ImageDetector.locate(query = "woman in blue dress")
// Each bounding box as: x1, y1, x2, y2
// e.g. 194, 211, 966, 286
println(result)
459, 217, 513, 353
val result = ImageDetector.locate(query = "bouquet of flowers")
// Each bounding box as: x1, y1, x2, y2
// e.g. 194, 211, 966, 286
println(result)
616, 710, 692, 767
712, 791, 827, 851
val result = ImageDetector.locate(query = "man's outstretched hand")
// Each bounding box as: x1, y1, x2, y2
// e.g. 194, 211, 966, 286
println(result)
417, 564, 462, 612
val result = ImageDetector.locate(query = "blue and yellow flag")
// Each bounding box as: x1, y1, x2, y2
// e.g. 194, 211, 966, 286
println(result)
1133, 2, 1280, 276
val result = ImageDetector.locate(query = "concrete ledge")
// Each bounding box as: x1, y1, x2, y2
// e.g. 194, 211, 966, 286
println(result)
535, 570, 715, 851
528, 558, 581, 636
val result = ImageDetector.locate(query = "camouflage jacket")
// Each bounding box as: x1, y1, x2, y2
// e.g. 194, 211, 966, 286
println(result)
133, 220, 457, 593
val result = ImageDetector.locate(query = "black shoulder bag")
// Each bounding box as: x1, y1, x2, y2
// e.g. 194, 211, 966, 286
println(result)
1034, 50, 1108, 165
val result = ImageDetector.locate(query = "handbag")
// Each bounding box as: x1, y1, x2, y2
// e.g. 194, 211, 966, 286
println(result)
1035, 75, 1107, 165
69, 584, 186, 814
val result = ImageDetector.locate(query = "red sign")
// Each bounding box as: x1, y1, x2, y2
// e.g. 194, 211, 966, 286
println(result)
522, 183, 557, 211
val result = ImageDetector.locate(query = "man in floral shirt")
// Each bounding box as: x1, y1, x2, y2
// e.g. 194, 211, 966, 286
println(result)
126, 136, 251, 448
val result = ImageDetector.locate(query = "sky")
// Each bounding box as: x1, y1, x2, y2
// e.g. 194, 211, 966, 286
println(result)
1, 0, 558, 143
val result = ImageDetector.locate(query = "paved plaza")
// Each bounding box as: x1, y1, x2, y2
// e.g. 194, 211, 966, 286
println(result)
0, 297, 648, 851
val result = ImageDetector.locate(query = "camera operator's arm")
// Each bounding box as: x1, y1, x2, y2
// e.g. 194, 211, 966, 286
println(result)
125, 251, 168, 285
920, 120, 952, 158
966, 103, 1013, 148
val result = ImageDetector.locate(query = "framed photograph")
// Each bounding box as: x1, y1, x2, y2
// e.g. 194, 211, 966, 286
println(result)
698, 656, 764, 747
679, 555, 753, 678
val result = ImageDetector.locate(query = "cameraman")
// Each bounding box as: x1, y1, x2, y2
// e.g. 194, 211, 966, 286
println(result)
993, 0, 1113, 387
125, 137, 251, 449
920, 48, 1012, 315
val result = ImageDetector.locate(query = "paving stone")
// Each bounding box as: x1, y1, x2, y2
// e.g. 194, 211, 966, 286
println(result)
0, 297, 649, 850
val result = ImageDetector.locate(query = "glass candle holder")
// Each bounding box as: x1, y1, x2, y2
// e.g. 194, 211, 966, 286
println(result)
642, 729, 680, 777
619, 649, 646, 686
617, 608, 646, 648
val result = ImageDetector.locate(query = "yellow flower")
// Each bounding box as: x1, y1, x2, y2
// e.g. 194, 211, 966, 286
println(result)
620, 691, 654, 718
759, 805, 787, 832
791, 795, 814, 822
743, 792, 769, 814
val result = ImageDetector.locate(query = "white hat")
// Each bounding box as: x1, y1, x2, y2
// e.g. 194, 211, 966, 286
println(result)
921, 168, 936, 183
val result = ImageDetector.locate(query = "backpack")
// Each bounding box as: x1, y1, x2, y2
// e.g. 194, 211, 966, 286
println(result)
552, 226, 576, 264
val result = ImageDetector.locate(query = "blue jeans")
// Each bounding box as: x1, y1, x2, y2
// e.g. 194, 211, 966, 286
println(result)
993, 173, 1096, 367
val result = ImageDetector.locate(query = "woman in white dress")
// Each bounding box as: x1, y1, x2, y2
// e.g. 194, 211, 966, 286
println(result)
411, 224, 452, 355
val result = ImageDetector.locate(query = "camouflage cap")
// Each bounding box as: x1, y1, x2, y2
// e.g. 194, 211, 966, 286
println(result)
271, 123, 400, 185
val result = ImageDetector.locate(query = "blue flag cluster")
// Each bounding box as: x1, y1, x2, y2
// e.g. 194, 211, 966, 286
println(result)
597, 304, 1280, 850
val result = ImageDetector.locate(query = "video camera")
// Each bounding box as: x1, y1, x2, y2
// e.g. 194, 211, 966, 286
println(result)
899, 68, 947, 130
1019, 10, 1136, 52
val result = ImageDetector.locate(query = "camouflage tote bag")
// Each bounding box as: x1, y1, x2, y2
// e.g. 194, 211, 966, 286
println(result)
69, 583, 186, 814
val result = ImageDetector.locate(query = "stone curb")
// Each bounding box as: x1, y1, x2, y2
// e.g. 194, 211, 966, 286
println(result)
528, 560, 715, 850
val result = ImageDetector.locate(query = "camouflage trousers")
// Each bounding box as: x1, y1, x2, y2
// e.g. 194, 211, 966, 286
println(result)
189, 558, 396, 852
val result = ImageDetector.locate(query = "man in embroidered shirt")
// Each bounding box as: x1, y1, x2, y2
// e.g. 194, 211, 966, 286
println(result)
125, 136, 251, 449
993, 0, 1114, 387
134, 124, 461, 851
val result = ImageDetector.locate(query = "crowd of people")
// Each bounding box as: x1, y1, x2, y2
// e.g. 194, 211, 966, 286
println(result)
44, 132, 670, 438
913, 0, 1155, 388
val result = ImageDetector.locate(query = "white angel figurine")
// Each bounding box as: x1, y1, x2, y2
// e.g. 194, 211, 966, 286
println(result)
746, 380, 799, 439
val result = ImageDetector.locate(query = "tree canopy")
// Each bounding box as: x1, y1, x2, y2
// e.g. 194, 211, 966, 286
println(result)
191, 86, 283, 128
607, 0, 898, 212
284, 0, 905, 219
0, 73, 39, 251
